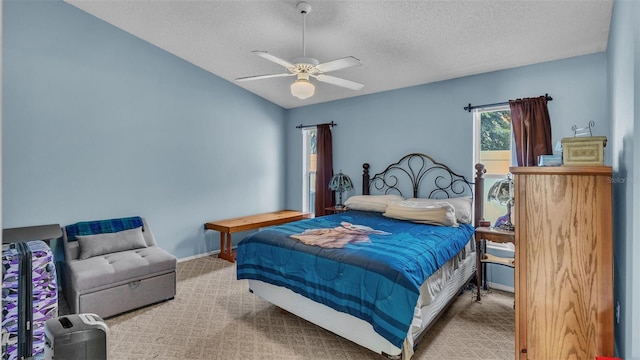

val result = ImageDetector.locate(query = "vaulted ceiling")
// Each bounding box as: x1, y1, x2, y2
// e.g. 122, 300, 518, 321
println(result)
65, 0, 614, 109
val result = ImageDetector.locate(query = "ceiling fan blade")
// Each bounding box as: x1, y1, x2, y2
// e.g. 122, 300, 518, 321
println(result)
315, 74, 364, 91
253, 51, 295, 69
236, 73, 295, 82
315, 56, 362, 73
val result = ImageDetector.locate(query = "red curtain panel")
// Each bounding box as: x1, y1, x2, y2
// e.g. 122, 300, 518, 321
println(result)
509, 96, 553, 166
314, 124, 335, 216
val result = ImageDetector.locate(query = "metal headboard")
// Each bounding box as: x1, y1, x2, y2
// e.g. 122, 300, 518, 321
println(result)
362, 153, 474, 199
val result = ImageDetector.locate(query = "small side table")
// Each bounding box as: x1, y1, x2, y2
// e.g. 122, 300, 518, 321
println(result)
475, 226, 515, 302
325, 206, 350, 214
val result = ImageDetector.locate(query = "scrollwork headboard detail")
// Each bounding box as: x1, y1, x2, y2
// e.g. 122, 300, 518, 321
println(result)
362, 153, 473, 198
362, 153, 486, 226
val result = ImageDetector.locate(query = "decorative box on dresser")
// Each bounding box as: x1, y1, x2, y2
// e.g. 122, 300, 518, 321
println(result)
510, 166, 614, 360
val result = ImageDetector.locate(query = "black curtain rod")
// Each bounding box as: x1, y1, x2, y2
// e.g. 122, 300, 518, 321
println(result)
295, 121, 337, 129
464, 93, 553, 112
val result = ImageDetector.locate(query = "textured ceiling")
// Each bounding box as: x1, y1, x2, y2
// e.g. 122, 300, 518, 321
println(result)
64, 0, 613, 109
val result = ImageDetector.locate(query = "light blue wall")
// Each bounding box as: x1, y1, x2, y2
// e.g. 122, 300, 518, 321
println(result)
608, 0, 640, 358
2, 0, 287, 260
285, 53, 609, 209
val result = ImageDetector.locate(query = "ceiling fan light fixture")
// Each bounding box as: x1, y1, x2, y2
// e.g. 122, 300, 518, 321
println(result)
237, 1, 363, 99
291, 78, 315, 99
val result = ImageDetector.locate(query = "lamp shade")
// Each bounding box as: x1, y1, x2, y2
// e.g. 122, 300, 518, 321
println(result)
290, 78, 315, 99
329, 171, 353, 192
487, 176, 513, 206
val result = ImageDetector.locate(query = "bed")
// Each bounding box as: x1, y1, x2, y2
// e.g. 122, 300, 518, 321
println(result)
236, 153, 486, 359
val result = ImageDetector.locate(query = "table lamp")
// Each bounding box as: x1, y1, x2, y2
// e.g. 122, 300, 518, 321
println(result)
329, 170, 353, 209
487, 174, 514, 231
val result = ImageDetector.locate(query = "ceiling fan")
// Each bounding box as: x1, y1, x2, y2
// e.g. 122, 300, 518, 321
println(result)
236, 1, 364, 100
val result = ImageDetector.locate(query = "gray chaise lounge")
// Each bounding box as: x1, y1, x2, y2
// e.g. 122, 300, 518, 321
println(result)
62, 216, 176, 318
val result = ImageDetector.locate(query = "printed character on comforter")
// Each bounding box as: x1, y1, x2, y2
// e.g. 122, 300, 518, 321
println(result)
291, 222, 390, 248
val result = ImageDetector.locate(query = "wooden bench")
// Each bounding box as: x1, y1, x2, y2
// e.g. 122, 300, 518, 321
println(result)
204, 210, 311, 262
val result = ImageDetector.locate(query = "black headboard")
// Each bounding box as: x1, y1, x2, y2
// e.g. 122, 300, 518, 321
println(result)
362, 153, 486, 225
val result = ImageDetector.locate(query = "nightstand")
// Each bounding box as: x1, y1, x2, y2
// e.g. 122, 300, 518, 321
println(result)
325, 206, 350, 214
475, 226, 515, 302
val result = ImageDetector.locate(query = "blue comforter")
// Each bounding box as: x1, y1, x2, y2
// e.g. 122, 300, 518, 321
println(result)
236, 210, 474, 348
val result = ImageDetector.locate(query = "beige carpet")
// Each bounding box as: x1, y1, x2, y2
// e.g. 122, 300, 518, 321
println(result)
75, 256, 514, 359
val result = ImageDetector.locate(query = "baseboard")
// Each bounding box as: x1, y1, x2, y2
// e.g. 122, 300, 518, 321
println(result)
487, 281, 514, 293
177, 250, 220, 263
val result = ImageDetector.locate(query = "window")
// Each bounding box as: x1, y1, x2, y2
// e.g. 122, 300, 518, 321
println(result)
302, 129, 317, 215
473, 105, 514, 251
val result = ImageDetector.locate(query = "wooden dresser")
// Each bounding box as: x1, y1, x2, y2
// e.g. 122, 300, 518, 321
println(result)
511, 166, 614, 359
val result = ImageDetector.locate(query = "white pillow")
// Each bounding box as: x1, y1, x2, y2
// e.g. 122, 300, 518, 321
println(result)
344, 194, 405, 212
383, 201, 458, 227
406, 196, 472, 224
76, 227, 148, 260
